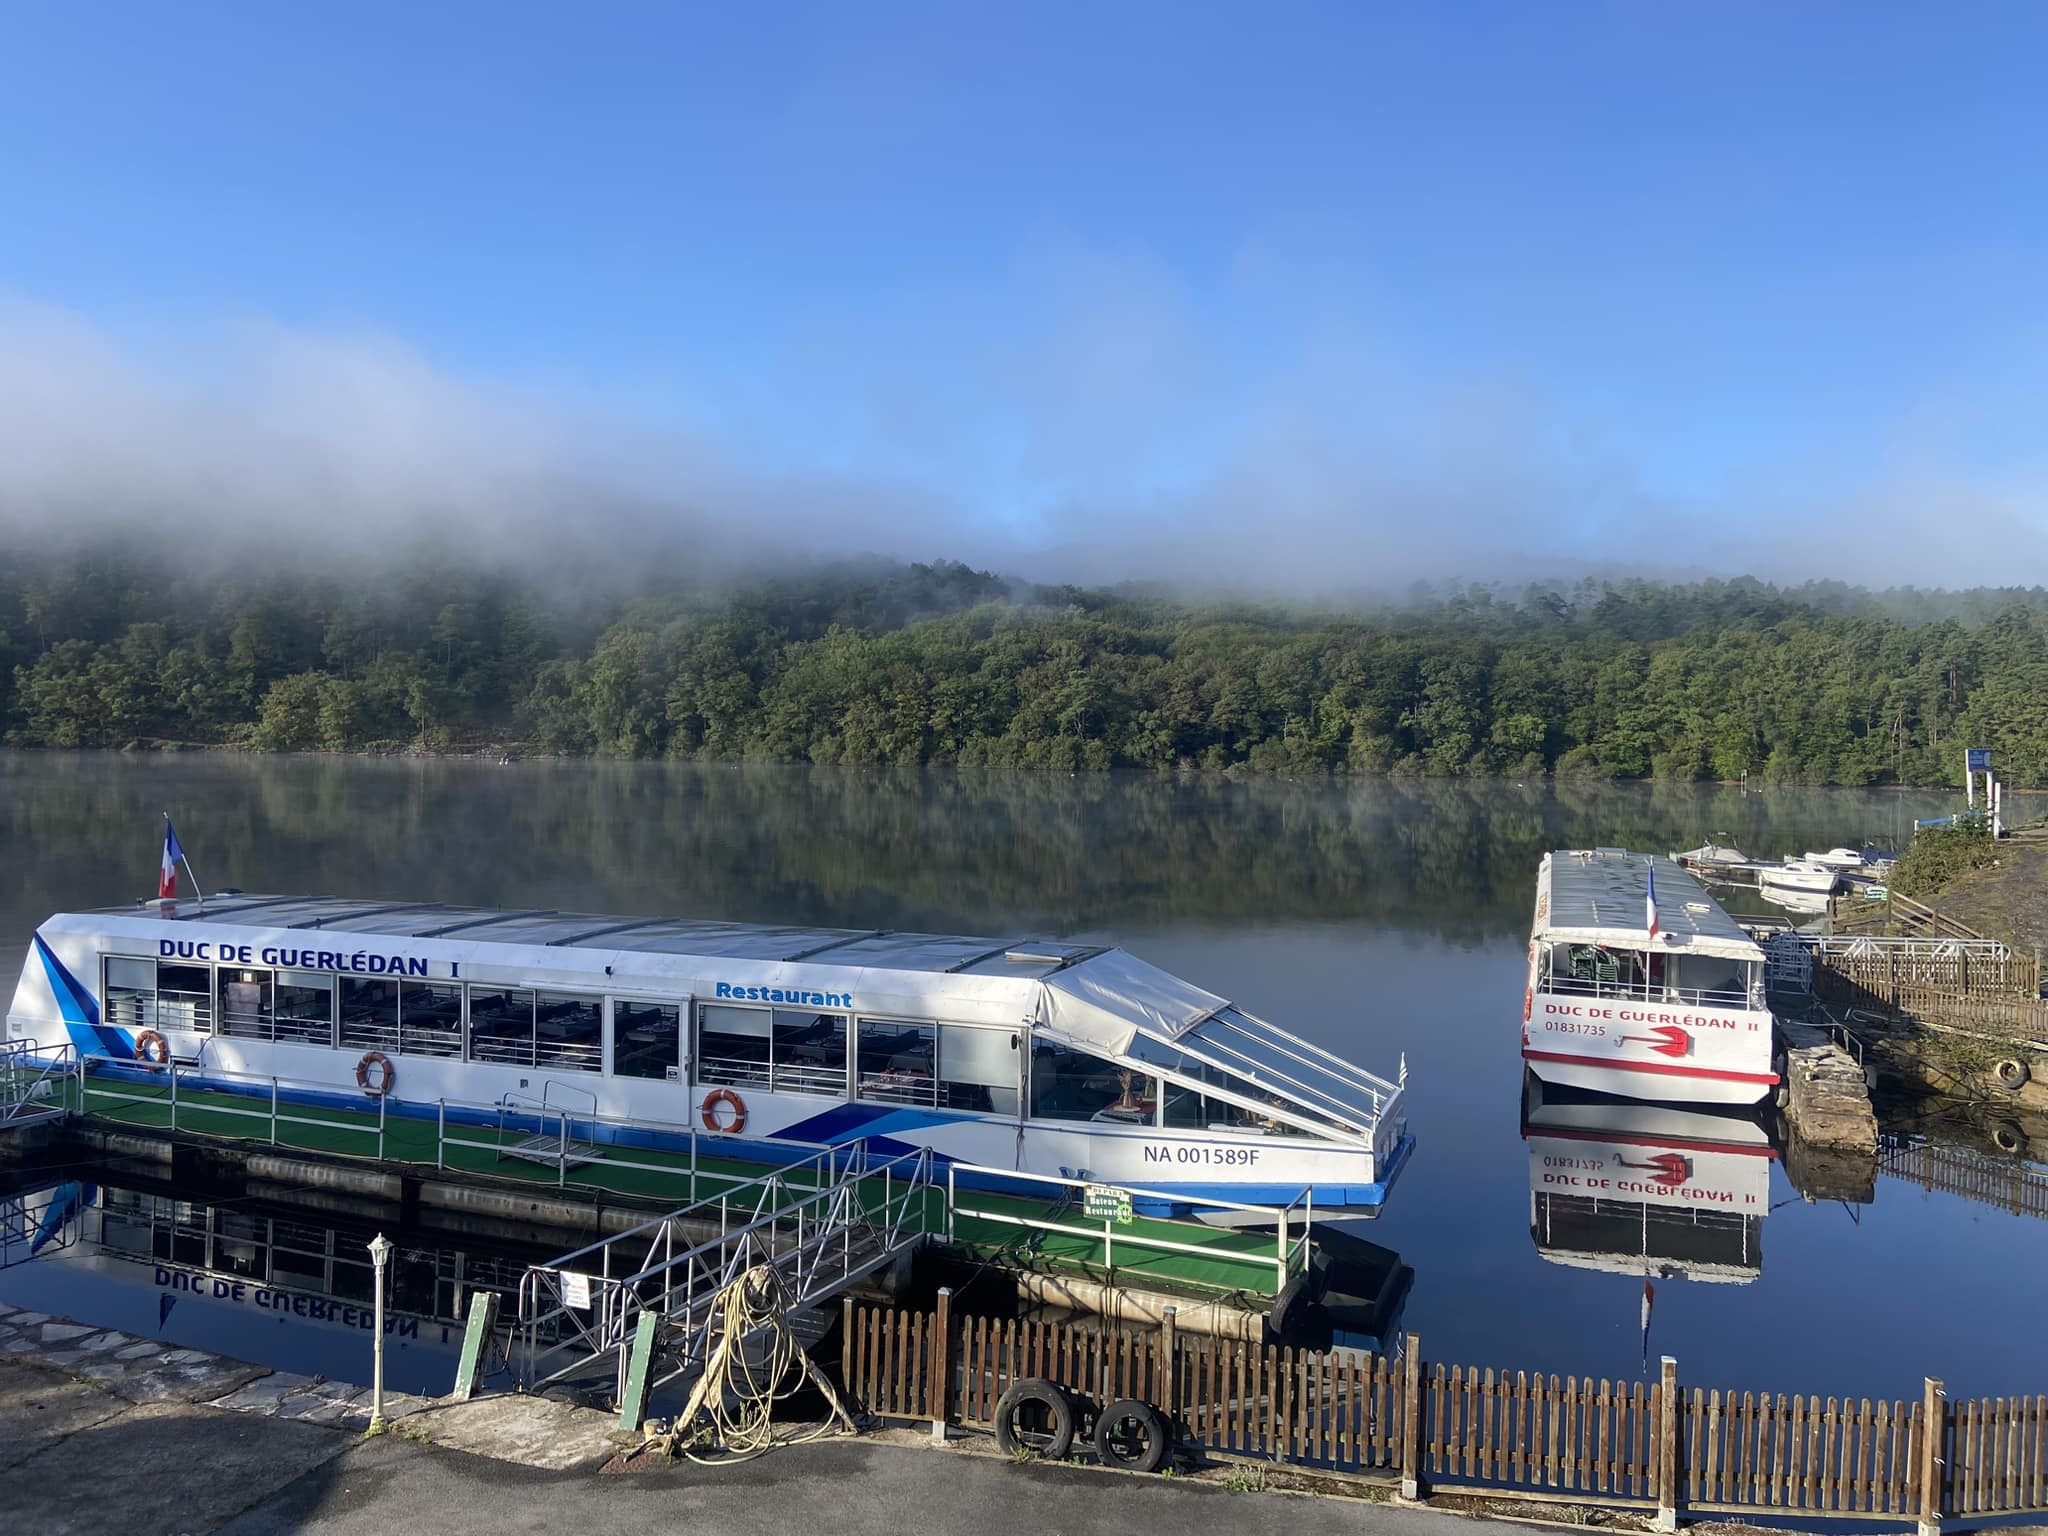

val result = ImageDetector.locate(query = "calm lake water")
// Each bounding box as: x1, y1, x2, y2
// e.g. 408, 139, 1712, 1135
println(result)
5, 752, 2045, 1400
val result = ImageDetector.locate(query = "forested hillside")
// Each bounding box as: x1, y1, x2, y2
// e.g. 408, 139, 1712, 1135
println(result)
6, 542, 2048, 784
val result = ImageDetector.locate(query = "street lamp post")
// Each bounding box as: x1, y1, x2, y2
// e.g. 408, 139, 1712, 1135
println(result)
367, 1232, 393, 1430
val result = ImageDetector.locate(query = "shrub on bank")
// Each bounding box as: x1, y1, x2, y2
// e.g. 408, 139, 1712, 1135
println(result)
1894, 814, 1997, 897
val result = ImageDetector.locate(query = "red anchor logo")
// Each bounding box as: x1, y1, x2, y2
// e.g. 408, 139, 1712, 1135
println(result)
1616, 1023, 1690, 1057
1616, 1151, 1693, 1187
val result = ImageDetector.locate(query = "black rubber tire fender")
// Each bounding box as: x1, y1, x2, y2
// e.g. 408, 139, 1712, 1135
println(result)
1993, 1120, 2025, 1155
1092, 1396, 1172, 1473
1993, 1057, 2031, 1092
994, 1378, 1076, 1460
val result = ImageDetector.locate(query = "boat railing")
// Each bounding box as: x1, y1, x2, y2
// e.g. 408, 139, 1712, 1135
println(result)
70, 1052, 846, 1201
1542, 974, 1758, 1010
0, 1039, 77, 1127
943, 1160, 1315, 1296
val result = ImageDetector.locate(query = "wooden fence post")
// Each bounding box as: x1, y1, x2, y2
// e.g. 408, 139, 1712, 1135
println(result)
1655, 1356, 1680, 1532
1918, 1377, 1946, 1536
930, 1288, 952, 1441
842, 1297, 856, 1410
1400, 1332, 1423, 1500
1158, 1306, 1177, 1432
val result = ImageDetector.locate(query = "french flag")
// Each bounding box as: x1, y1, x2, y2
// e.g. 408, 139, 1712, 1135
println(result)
1645, 859, 1661, 941
160, 818, 186, 900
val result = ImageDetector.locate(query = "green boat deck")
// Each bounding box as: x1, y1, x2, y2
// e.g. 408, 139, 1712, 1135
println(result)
54, 1070, 1297, 1302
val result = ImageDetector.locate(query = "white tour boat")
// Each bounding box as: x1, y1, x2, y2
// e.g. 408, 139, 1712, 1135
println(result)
7, 895, 1412, 1212
1524, 850, 1778, 1106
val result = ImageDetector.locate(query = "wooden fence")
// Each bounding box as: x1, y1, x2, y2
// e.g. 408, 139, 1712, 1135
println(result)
1816, 970, 2048, 1047
842, 1298, 2048, 1528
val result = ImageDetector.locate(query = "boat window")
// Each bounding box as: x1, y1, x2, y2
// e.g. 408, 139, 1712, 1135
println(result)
217, 968, 275, 1042
156, 962, 214, 1034
1178, 1009, 1389, 1133
940, 1024, 1018, 1115
537, 993, 603, 1073
274, 970, 335, 1047
399, 980, 463, 1059
771, 1008, 847, 1096
614, 1000, 683, 1081
696, 1004, 771, 1089
338, 978, 399, 1054
467, 987, 538, 1067
1030, 1038, 1156, 1125
104, 957, 156, 1031
858, 1019, 937, 1106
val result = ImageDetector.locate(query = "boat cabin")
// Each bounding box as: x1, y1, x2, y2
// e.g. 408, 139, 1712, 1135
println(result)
11, 895, 1412, 1210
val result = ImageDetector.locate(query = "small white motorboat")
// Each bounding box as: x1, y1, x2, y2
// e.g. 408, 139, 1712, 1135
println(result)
1803, 847, 1868, 871
1760, 859, 1840, 896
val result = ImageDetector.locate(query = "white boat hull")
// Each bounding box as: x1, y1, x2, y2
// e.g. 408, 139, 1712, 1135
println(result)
1521, 1053, 1773, 1106
1761, 865, 1838, 895
1522, 988, 1778, 1106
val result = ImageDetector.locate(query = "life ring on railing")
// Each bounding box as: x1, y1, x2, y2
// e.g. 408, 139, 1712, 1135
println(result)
356, 1051, 395, 1097
1523, 986, 1534, 1024
133, 1030, 170, 1067
701, 1087, 747, 1134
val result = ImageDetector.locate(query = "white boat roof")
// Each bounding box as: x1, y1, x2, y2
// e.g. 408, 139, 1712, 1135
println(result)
47, 894, 1231, 1058
1534, 850, 1763, 962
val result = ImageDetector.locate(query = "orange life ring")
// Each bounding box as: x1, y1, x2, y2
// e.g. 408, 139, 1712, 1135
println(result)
1523, 986, 1534, 1023
134, 1029, 170, 1067
356, 1051, 395, 1097
701, 1087, 747, 1135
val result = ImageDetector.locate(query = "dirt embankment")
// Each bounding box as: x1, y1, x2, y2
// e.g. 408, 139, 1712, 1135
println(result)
1919, 839, 2048, 953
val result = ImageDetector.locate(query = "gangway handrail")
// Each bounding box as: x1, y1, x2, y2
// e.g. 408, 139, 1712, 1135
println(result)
514, 1143, 935, 1393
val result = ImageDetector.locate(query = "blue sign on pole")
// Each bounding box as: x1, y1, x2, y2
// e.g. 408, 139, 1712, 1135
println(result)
1967, 748, 1991, 772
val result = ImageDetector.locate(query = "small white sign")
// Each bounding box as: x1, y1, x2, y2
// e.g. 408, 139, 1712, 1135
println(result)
559, 1270, 592, 1310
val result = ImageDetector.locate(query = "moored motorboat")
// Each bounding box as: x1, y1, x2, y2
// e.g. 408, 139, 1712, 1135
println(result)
1759, 858, 1840, 896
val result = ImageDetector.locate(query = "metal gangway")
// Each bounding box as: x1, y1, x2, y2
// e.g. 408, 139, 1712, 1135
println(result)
0, 1040, 76, 1132
515, 1141, 934, 1408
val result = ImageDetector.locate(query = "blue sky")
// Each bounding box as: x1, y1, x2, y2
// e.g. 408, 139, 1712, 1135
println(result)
1, 2, 2042, 584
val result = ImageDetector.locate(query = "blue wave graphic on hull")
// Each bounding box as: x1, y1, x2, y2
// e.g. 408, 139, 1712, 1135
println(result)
34, 934, 132, 1058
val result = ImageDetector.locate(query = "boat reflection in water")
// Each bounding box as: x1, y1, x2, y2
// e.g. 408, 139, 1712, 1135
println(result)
0, 1170, 550, 1394
1522, 1075, 1771, 1285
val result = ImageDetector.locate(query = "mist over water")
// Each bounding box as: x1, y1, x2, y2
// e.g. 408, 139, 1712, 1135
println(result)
8, 753, 2043, 1401
5, 297, 2043, 592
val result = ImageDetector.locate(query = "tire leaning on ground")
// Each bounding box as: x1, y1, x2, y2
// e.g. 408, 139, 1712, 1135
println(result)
993, 1378, 1076, 1460
1092, 1396, 1172, 1473
1993, 1121, 2025, 1155
1993, 1057, 2031, 1092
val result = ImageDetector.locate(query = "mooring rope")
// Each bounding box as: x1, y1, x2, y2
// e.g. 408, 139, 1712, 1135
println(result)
640, 1262, 857, 1464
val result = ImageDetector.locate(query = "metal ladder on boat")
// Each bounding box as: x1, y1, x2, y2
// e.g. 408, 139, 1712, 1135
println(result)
493, 1082, 603, 1172
514, 1142, 934, 1402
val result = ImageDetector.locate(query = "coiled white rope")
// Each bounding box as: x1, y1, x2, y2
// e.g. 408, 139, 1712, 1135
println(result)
643, 1262, 857, 1464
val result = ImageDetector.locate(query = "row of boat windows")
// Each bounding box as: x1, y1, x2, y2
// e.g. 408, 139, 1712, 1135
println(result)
101, 957, 1298, 1132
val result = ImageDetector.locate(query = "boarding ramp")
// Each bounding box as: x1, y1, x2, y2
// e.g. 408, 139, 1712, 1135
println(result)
0, 1040, 76, 1132
515, 1143, 934, 1407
